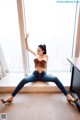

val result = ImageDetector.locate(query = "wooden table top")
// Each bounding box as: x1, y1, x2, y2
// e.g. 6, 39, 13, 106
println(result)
67, 57, 80, 71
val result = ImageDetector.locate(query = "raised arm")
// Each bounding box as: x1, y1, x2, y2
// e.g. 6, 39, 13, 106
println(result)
25, 34, 37, 56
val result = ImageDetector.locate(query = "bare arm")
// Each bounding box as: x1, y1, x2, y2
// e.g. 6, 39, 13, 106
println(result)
46, 55, 52, 75
25, 34, 37, 56
45, 55, 48, 72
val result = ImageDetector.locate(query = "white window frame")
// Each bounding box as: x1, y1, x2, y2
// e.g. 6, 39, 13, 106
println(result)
72, 3, 80, 57
17, 0, 80, 74
17, 0, 29, 75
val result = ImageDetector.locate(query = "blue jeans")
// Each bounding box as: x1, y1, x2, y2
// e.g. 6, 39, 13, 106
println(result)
11, 71, 68, 97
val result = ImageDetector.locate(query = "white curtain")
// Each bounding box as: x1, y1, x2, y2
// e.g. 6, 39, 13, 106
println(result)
0, 44, 9, 79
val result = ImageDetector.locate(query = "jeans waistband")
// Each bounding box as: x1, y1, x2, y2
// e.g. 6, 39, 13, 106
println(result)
33, 70, 46, 76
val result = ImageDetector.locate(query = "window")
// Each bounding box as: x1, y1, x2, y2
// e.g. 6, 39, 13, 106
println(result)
0, 0, 23, 72
24, 0, 77, 72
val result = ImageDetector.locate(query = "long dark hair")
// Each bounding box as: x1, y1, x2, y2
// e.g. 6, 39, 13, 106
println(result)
38, 44, 47, 54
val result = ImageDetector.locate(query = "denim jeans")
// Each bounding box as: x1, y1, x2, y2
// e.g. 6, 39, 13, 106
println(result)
11, 71, 68, 97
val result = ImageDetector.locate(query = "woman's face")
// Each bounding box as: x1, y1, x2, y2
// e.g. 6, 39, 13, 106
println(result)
37, 47, 44, 55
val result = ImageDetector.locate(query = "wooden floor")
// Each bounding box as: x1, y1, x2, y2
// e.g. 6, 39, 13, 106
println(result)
0, 93, 80, 120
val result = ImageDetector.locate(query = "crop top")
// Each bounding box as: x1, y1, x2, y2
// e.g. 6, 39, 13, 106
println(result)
34, 58, 47, 68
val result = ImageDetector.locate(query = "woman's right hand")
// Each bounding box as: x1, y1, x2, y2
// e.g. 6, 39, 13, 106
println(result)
25, 33, 36, 56
25, 33, 29, 41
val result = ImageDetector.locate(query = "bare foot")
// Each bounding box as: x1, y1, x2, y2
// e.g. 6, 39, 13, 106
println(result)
1, 95, 13, 104
66, 93, 78, 103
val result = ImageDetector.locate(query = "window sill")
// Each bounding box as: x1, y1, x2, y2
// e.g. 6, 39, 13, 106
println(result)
0, 72, 71, 93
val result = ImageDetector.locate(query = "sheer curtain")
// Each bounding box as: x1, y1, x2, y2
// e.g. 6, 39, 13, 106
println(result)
0, 0, 23, 72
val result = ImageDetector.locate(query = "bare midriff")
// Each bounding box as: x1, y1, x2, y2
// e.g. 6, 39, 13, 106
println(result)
35, 67, 46, 73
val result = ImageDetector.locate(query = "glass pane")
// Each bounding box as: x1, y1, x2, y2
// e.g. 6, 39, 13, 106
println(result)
24, 0, 77, 72
0, 0, 23, 72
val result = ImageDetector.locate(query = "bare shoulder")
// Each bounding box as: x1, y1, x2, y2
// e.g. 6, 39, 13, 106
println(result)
44, 54, 48, 61
45, 54, 48, 58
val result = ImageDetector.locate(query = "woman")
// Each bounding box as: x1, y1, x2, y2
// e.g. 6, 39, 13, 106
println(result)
1, 34, 78, 104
